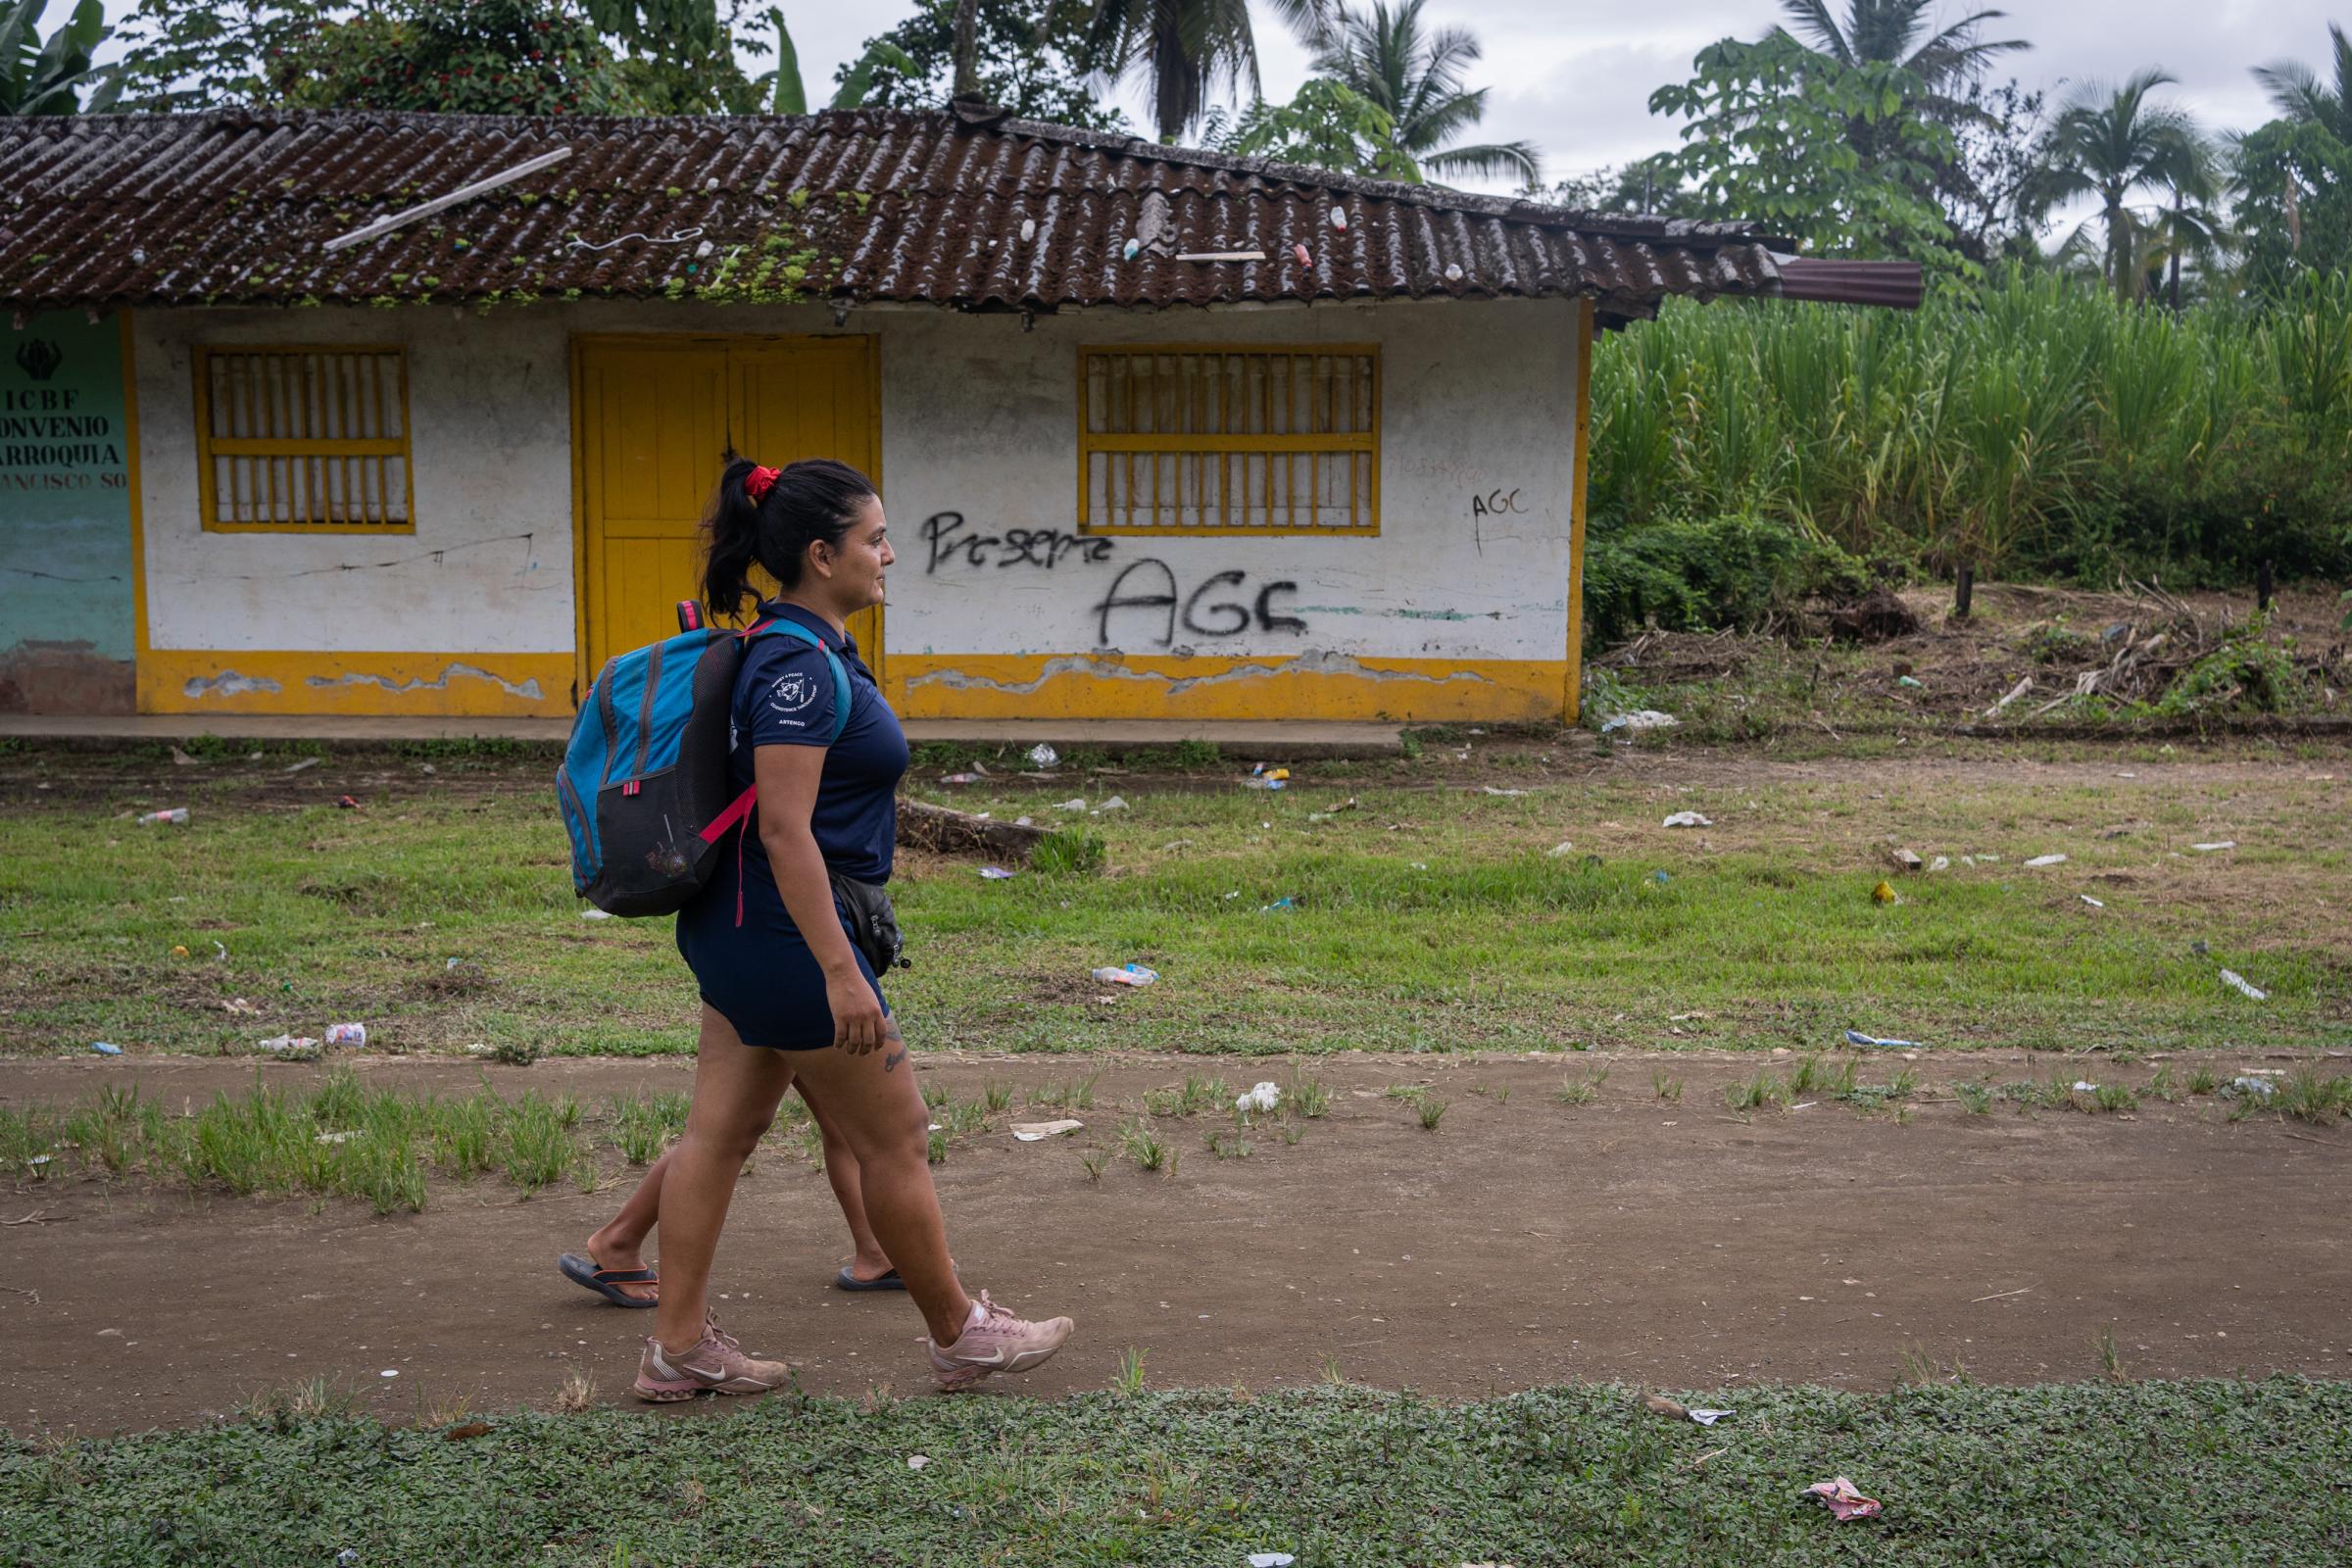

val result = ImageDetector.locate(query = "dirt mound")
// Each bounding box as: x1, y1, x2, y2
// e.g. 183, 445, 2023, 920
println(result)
1826, 586, 1925, 643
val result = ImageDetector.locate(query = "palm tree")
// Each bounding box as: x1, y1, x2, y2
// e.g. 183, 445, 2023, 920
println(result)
2034, 69, 2206, 304
1305, 0, 1538, 185
1774, 0, 2027, 87
2253, 22, 2352, 142
1083, 0, 1328, 142
2154, 137, 2229, 312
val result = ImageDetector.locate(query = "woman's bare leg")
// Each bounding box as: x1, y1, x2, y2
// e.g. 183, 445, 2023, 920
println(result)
581, 1150, 672, 1301
781, 1021, 972, 1342
796, 1079, 893, 1280
650, 1004, 796, 1355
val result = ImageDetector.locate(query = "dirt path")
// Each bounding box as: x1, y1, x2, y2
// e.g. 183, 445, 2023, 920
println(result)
4, 1052, 2347, 1435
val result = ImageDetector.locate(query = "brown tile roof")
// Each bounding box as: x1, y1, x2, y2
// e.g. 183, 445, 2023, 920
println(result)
0, 105, 1909, 324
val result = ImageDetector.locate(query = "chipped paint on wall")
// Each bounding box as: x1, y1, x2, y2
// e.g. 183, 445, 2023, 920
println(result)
182, 669, 284, 699
307, 662, 545, 700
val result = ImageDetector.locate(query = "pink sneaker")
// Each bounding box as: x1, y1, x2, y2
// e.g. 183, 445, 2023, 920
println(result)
926, 1291, 1074, 1391
633, 1312, 791, 1402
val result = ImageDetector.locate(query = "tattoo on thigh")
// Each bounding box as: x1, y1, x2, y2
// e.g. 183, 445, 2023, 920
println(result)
883, 1048, 906, 1072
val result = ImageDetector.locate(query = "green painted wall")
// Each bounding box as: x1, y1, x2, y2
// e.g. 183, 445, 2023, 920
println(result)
1, 311, 134, 712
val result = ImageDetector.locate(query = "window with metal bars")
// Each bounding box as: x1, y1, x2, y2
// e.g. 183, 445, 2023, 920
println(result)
1077, 346, 1379, 535
193, 346, 414, 532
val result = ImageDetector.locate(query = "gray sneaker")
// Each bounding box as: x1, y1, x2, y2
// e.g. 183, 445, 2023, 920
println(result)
633, 1312, 790, 1402
926, 1291, 1075, 1391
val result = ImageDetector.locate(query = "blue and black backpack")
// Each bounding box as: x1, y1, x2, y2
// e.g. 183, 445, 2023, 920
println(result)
558, 601, 848, 916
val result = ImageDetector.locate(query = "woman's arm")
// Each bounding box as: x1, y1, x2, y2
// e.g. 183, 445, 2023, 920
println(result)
754, 743, 889, 1053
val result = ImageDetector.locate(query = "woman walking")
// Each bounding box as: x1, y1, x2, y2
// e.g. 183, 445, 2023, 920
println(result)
627, 457, 1072, 1401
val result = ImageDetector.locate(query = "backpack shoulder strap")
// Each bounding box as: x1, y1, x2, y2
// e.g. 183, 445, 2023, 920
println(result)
743, 618, 853, 744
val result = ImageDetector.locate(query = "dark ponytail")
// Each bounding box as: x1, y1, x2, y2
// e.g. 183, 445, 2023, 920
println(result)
701, 458, 879, 619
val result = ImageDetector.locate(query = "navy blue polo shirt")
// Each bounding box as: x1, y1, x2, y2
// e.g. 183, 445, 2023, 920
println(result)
730, 601, 907, 884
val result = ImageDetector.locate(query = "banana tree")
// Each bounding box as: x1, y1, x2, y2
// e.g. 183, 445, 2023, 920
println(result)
1, 0, 122, 115
761, 9, 914, 113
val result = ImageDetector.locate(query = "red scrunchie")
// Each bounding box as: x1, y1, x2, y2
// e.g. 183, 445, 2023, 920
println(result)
745, 465, 781, 504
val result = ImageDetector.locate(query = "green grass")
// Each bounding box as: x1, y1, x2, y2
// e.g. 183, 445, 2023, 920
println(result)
4, 1379, 2347, 1565
3, 759, 2346, 1061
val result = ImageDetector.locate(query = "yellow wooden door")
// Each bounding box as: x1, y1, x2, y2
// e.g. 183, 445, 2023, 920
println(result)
576, 335, 882, 685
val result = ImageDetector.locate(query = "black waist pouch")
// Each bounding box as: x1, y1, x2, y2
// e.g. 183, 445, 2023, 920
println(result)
829, 871, 907, 973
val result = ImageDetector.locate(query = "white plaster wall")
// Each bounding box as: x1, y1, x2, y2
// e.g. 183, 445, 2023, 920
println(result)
133, 295, 1579, 664
876, 298, 1579, 664
135, 306, 578, 654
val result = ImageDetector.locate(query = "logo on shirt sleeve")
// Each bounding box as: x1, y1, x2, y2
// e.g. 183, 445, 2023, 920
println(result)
767, 671, 816, 715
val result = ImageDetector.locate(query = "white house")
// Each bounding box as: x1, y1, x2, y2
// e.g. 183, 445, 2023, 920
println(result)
0, 104, 1914, 724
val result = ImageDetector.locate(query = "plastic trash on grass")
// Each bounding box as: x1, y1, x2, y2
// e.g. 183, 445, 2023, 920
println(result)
1092, 963, 1158, 987
1844, 1030, 1923, 1050
1235, 1081, 1282, 1115
1662, 810, 1713, 828
1601, 710, 1680, 734
1803, 1477, 1883, 1521
1011, 1120, 1084, 1142
2219, 969, 2268, 1002
979, 866, 1017, 880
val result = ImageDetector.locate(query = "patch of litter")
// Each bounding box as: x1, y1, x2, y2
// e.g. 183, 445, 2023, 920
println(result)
136, 808, 190, 825
1886, 849, 1924, 872
1091, 963, 1158, 987
942, 772, 983, 785
1236, 1081, 1282, 1114
2072, 1081, 2099, 1094
1027, 744, 1059, 769
1248, 1553, 1297, 1567
1096, 796, 1129, 812
1483, 786, 1533, 798
379, 1369, 399, 1379
284, 758, 320, 775
1662, 811, 1713, 828
2081, 895, 2105, 908
317, 1130, 360, 1146
1601, 710, 1680, 734
89, 1042, 122, 1056
579, 908, 613, 920
213, 941, 228, 962
326, 1023, 368, 1048
906, 1454, 932, 1472
336, 795, 361, 809
2024, 854, 2068, 867
1307, 799, 1360, 822
1053, 799, 1087, 812
1548, 841, 1575, 857
2219, 969, 2269, 1002
979, 866, 1017, 880
1844, 1030, 1923, 1050
2226, 1076, 2278, 1098
1929, 856, 1950, 872
1803, 1477, 1883, 1522
1651, 870, 1672, 885
2191, 841, 2236, 853
1011, 1120, 1084, 1142
1688, 1407, 1733, 1425
1871, 880, 1898, 905
27, 1154, 52, 1168
1261, 896, 1298, 912
1896, 675, 1924, 688
257, 1034, 321, 1054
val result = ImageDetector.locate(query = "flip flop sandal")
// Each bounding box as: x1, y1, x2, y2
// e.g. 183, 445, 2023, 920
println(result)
834, 1266, 906, 1292
559, 1252, 660, 1307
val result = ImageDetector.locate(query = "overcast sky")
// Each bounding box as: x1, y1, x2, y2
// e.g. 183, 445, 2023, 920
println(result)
96, 0, 2344, 199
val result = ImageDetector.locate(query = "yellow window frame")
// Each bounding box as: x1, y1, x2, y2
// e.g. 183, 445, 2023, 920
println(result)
193, 344, 416, 534
1075, 343, 1381, 537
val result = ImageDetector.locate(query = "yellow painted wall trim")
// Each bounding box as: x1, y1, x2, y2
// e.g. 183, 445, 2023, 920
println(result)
138, 650, 574, 717
1564, 296, 1594, 724
888, 653, 1568, 723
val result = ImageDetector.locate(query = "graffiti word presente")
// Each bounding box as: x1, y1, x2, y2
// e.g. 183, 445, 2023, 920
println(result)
1470, 489, 1528, 517
1092, 561, 1307, 648
921, 511, 1114, 574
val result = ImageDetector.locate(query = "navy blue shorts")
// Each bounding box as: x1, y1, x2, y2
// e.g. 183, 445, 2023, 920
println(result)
675, 887, 890, 1052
